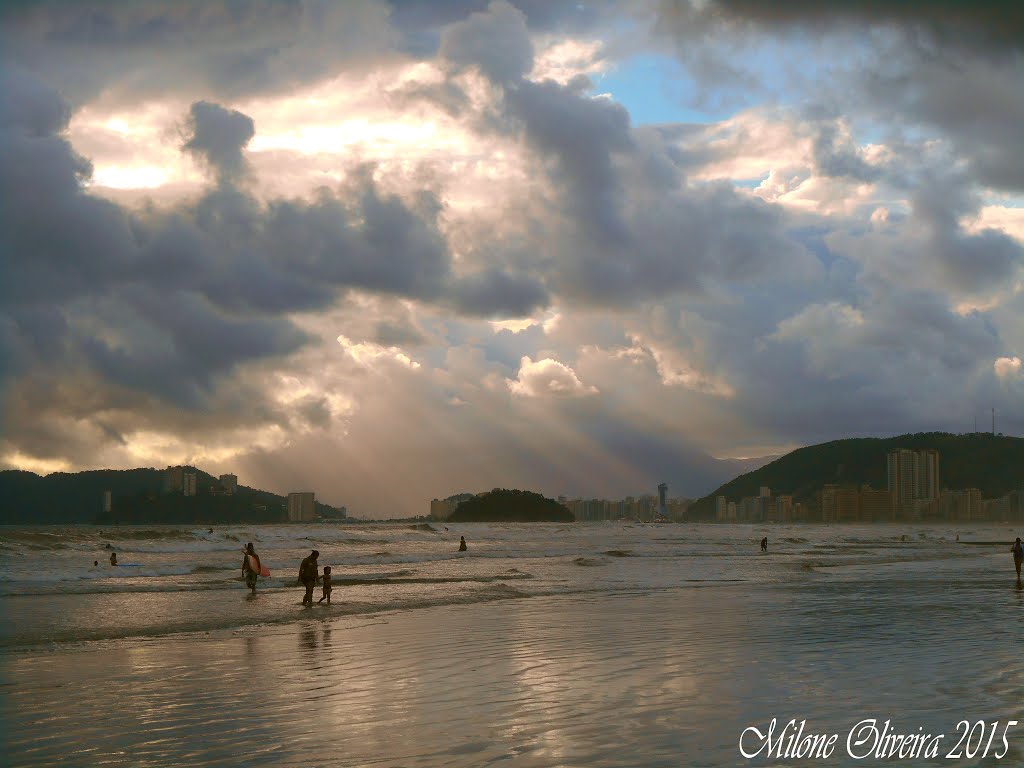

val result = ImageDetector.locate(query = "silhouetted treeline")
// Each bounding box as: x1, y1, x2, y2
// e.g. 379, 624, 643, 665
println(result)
0, 467, 344, 524
448, 488, 573, 522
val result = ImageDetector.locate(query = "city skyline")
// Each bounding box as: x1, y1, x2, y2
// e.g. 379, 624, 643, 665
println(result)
1, 2, 1023, 518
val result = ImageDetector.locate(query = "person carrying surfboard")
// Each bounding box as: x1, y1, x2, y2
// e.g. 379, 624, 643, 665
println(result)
242, 542, 262, 594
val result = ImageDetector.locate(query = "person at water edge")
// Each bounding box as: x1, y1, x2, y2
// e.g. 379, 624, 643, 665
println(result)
318, 566, 333, 604
760, 537, 768, 552
93, 560, 98, 566
299, 550, 319, 605
1012, 538, 1023, 580
242, 542, 261, 594
458, 536, 467, 552
109, 552, 117, 566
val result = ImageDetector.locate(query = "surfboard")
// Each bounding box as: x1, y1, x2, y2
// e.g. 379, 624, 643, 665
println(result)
247, 553, 271, 578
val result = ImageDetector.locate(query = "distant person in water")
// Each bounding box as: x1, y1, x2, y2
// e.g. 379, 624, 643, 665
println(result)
93, 560, 99, 567
242, 542, 261, 594
318, 566, 333, 605
299, 550, 319, 605
458, 536, 467, 552
208, 528, 214, 534
760, 537, 768, 552
1012, 538, 1023, 581
109, 552, 117, 566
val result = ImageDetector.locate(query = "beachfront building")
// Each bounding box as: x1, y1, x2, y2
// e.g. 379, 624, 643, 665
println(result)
775, 494, 793, 522
821, 484, 894, 522
102, 490, 112, 514
886, 448, 940, 518
183, 472, 197, 497
938, 488, 983, 521
287, 492, 316, 522
219, 474, 237, 495
163, 465, 184, 493
860, 486, 895, 521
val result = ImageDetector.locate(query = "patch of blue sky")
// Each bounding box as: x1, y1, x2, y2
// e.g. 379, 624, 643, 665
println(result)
593, 53, 733, 126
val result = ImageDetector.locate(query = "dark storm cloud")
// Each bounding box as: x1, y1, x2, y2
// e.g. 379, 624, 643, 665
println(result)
0, 77, 457, 450
440, 0, 534, 85
508, 77, 633, 243
641, 284, 1005, 448
374, 321, 428, 348
182, 101, 255, 181
810, 121, 878, 182
390, 0, 621, 57
0, 1, 395, 106
425, 1, 817, 308
901, 168, 1024, 295
656, 1, 1024, 192
450, 268, 550, 317
702, 0, 1024, 53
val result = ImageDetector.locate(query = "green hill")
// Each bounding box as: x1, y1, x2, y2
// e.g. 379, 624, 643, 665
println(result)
448, 488, 573, 523
688, 432, 1024, 520
0, 467, 345, 524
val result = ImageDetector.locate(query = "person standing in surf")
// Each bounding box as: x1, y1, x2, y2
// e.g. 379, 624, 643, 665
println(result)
299, 550, 319, 606
242, 542, 261, 594
1012, 538, 1023, 582
317, 566, 333, 605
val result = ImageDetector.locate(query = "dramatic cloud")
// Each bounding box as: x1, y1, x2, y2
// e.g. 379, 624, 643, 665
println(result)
2, 2, 1023, 514
508, 356, 598, 398
182, 101, 255, 181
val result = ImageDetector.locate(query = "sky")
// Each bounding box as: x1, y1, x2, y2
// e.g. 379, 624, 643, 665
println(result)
2, 1, 1023, 517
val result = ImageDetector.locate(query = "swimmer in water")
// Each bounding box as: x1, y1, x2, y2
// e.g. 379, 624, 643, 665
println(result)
110, 552, 118, 566
458, 536, 467, 552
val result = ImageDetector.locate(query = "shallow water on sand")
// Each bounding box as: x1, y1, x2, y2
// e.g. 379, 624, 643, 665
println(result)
3, 523, 1024, 766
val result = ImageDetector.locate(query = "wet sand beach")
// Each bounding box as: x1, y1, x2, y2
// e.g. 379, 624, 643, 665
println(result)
4, 523, 1024, 766
6, 579, 1024, 767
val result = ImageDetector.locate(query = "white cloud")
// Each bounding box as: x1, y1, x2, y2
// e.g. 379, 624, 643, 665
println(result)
337, 335, 421, 370
507, 356, 598, 397
995, 356, 1022, 380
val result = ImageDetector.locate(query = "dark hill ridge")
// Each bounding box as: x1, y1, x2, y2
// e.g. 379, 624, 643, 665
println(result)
688, 432, 1024, 520
0, 467, 344, 524
448, 488, 573, 523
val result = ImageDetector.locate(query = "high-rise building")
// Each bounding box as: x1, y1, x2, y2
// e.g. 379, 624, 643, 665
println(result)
887, 449, 940, 518
219, 474, 237, 495
860, 486, 894, 521
102, 490, 112, 514
716, 496, 727, 521
821, 484, 839, 522
163, 466, 184, 493
183, 472, 197, 497
287, 492, 316, 522
916, 449, 940, 501
657, 483, 668, 517
775, 495, 793, 522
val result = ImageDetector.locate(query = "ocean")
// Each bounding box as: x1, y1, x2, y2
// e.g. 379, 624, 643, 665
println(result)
2, 522, 1023, 766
